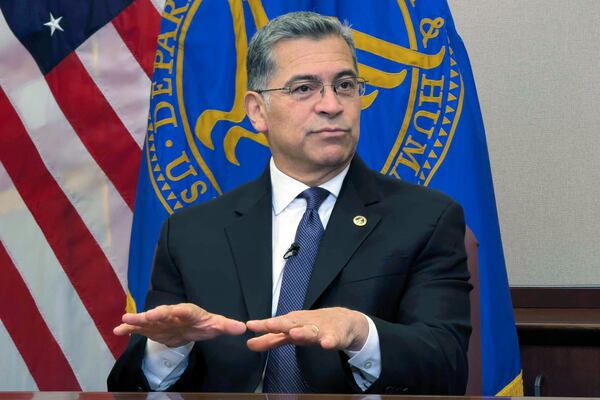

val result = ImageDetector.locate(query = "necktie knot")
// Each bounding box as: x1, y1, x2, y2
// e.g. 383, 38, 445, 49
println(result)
300, 187, 329, 211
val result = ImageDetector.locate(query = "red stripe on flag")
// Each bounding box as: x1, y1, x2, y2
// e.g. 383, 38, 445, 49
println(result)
112, 0, 161, 78
45, 52, 140, 210
0, 88, 128, 358
0, 243, 81, 390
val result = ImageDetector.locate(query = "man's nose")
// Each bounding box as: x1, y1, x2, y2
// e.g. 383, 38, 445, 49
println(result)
314, 85, 343, 115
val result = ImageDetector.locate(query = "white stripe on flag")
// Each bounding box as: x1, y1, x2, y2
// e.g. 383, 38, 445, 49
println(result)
0, 162, 116, 390
77, 22, 151, 148
0, 12, 132, 290
0, 320, 38, 391
150, 0, 166, 13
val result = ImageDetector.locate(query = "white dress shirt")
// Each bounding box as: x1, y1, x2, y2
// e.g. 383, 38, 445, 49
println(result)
142, 158, 382, 391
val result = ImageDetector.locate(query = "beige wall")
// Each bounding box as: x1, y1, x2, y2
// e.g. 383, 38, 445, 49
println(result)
448, 0, 600, 286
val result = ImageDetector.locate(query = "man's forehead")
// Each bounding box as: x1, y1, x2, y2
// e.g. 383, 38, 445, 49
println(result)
270, 36, 356, 79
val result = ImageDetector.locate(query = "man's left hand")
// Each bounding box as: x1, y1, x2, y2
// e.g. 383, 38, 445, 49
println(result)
246, 307, 368, 352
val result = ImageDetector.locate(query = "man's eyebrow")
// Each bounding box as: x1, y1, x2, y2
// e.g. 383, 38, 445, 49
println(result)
283, 74, 320, 86
333, 69, 358, 80
283, 70, 358, 86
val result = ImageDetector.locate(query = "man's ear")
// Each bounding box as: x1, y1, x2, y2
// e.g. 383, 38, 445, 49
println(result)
244, 91, 268, 133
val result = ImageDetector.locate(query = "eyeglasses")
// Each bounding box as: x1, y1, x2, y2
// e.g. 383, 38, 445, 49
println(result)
256, 76, 367, 101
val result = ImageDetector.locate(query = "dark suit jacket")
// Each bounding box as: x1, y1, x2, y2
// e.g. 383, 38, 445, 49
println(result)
108, 156, 471, 394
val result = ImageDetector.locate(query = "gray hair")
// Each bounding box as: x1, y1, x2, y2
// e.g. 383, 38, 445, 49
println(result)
247, 11, 358, 92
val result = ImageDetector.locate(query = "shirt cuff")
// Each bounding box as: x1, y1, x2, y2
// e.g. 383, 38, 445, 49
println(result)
142, 339, 194, 390
343, 314, 381, 391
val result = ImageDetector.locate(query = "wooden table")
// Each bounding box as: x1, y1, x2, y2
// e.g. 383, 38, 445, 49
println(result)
0, 395, 512, 400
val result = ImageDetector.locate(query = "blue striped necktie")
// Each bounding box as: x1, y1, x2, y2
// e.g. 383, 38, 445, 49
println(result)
263, 187, 330, 393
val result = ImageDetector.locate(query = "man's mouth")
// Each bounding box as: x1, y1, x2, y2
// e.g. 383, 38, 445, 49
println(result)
311, 127, 349, 136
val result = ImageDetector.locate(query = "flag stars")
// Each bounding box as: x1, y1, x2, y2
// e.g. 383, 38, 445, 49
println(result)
44, 13, 64, 36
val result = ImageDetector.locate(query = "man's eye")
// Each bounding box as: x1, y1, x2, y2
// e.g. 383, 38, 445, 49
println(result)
291, 83, 317, 94
337, 80, 356, 90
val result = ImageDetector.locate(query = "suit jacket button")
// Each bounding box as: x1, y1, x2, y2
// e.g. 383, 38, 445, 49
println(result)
137, 386, 143, 392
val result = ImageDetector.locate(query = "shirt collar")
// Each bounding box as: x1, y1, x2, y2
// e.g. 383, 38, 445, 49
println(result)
270, 158, 350, 215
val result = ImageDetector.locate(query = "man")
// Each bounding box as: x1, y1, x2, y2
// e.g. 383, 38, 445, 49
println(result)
108, 11, 471, 394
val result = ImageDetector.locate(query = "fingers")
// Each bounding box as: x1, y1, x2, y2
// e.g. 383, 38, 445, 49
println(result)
120, 304, 175, 327
214, 315, 247, 336
113, 303, 247, 343
113, 323, 135, 336
246, 317, 324, 351
286, 323, 317, 340
145, 304, 177, 322
245, 319, 270, 334
168, 303, 201, 321
120, 311, 150, 326
245, 308, 366, 352
164, 303, 246, 335
247, 332, 288, 352
246, 315, 296, 334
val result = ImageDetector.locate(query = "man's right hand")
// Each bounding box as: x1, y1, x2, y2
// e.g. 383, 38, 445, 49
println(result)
113, 303, 247, 347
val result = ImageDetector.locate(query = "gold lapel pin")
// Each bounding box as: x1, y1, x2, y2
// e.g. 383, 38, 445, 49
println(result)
353, 215, 367, 227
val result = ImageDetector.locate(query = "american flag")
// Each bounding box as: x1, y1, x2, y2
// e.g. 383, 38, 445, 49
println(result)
0, 0, 163, 390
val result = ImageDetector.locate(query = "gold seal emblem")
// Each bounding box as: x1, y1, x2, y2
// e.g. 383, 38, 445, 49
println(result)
353, 215, 367, 227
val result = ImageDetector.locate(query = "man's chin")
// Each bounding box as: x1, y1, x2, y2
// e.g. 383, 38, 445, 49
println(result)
312, 150, 355, 170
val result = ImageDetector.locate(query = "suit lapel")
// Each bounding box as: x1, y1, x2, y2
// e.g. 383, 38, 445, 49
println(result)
304, 157, 382, 309
225, 170, 273, 322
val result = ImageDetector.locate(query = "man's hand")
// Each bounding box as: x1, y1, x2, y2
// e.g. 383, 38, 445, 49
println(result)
113, 303, 247, 347
246, 307, 369, 352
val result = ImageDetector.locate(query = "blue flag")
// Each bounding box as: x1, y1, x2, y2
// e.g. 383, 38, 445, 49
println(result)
129, 0, 522, 395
